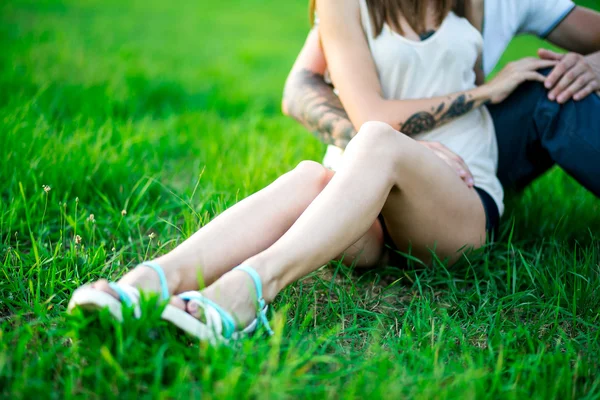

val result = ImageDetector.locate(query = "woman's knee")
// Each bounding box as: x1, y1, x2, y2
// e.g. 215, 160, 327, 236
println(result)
345, 121, 417, 169
293, 160, 334, 192
354, 121, 398, 145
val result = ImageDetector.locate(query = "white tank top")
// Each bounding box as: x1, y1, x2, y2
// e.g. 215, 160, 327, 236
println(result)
324, 0, 504, 216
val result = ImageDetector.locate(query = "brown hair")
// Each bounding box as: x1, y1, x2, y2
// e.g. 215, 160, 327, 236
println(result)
310, 0, 466, 37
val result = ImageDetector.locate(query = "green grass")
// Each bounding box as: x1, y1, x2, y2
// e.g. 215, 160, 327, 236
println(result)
1, 0, 600, 398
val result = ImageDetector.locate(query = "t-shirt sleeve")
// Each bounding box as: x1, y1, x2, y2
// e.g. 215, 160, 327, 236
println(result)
519, 0, 576, 37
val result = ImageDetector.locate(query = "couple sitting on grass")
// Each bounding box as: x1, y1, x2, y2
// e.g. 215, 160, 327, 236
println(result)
69, 0, 600, 341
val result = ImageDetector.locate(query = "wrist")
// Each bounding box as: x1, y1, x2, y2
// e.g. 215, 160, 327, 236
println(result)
476, 82, 501, 104
473, 84, 493, 102
584, 52, 600, 78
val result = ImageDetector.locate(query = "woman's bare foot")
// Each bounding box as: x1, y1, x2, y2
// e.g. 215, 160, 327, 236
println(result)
168, 268, 271, 331
86, 262, 182, 302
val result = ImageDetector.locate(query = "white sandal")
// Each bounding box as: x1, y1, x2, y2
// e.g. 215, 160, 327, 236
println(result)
161, 264, 274, 343
67, 261, 171, 321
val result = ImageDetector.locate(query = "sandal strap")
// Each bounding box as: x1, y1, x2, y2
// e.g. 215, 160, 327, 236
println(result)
233, 265, 274, 335
138, 261, 169, 301
107, 282, 138, 306
178, 291, 237, 338
101, 262, 167, 319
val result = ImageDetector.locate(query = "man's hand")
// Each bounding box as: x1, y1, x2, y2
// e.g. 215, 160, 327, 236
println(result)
539, 49, 600, 103
419, 141, 474, 188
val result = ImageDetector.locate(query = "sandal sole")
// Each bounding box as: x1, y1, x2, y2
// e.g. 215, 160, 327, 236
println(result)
161, 305, 220, 343
67, 285, 125, 321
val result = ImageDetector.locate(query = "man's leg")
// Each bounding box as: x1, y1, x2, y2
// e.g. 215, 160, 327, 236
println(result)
489, 68, 600, 197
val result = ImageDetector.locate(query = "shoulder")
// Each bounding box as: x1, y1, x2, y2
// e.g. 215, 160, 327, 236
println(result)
316, 0, 361, 27
482, 0, 534, 34
513, 0, 575, 36
484, 0, 575, 24
316, 0, 360, 14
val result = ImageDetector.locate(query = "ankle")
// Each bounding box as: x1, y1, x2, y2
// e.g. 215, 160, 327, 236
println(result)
151, 257, 183, 293
258, 270, 280, 304
200, 271, 262, 328
239, 259, 282, 304
119, 260, 181, 295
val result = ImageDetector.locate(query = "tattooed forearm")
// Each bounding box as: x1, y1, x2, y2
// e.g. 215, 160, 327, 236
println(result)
401, 112, 436, 135
400, 94, 488, 135
438, 94, 476, 124
283, 69, 356, 149
284, 69, 490, 140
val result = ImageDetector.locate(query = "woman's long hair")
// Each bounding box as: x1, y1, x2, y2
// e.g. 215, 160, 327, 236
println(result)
309, 0, 466, 37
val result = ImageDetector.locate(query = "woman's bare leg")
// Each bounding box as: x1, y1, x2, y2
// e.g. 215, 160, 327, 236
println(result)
189, 122, 487, 327
336, 220, 386, 268
91, 161, 335, 297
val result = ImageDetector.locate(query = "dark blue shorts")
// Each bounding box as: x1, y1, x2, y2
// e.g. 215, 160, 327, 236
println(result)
475, 187, 499, 234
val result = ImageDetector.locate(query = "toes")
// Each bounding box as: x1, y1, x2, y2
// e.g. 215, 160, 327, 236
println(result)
169, 296, 186, 311
90, 278, 108, 289
91, 279, 120, 300
169, 297, 206, 321
186, 301, 205, 320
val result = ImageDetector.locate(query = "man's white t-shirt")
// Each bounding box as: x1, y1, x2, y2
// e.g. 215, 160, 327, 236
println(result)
482, 0, 576, 74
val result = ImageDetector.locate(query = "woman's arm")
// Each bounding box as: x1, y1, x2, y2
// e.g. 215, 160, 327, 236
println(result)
316, 0, 556, 135
282, 27, 477, 186
282, 28, 357, 148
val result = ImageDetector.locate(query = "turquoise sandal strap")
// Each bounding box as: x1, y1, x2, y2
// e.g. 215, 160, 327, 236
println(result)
139, 261, 169, 300
233, 265, 274, 335
108, 282, 134, 307
178, 292, 237, 338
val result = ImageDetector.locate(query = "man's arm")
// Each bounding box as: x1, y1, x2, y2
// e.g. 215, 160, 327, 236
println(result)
546, 6, 600, 55
541, 6, 600, 102
282, 28, 357, 149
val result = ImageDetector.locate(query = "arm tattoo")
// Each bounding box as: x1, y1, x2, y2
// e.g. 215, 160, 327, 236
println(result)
400, 94, 488, 136
283, 69, 356, 149
434, 102, 445, 115
438, 94, 475, 124
401, 112, 436, 135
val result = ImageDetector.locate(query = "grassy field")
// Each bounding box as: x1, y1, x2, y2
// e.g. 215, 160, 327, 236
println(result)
1, 0, 600, 398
